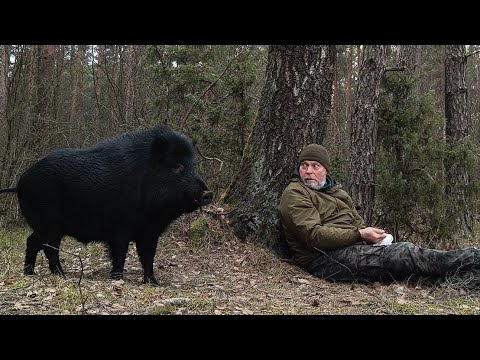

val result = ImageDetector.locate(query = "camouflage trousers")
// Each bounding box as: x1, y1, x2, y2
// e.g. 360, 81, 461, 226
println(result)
307, 242, 480, 287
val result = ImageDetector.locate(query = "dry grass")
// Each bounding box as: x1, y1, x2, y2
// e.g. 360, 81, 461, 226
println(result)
1, 208, 480, 315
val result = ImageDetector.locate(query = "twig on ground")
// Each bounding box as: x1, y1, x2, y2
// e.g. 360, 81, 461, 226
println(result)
43, 243, 87, 315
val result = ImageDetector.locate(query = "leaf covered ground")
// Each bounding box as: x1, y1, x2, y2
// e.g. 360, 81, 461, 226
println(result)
1, 209, 480, 315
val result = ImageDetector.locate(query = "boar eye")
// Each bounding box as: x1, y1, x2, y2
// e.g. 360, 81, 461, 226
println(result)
172, 163, 184, 174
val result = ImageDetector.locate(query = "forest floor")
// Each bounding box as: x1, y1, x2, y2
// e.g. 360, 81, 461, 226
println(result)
1, 207, 480, 316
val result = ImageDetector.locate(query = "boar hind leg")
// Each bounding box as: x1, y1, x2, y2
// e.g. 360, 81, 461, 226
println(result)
24, 231, 64, 276
24, 231, 43, 275
42, 233, 65, 276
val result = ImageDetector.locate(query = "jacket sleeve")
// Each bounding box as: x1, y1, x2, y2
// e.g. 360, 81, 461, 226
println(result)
345, 193, 366, 228
280, 186, 363, 251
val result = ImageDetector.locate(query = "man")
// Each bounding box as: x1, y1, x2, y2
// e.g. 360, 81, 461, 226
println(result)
278, 144, 479, 288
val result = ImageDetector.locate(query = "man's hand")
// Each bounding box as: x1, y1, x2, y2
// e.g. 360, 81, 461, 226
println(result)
359, 227, 387, 244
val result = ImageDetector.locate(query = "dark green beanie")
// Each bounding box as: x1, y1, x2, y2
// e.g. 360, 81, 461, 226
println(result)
299, 144, 330, 172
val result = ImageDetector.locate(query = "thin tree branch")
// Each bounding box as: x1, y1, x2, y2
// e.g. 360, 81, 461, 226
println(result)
43, 243, 86, 315
196, 145, 224, 173
466, 49, 480, 58
180, 55, 236, 127
384, 66, 406, 72
411, 167, 435, 182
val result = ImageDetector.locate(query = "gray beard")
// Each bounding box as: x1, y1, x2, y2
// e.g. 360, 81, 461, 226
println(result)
304, 179, 326, 190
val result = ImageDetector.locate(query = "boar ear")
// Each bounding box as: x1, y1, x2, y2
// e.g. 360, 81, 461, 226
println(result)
151, 136, 170, 162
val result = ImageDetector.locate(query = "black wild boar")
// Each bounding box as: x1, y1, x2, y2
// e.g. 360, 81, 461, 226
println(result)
0, 125, 213, 285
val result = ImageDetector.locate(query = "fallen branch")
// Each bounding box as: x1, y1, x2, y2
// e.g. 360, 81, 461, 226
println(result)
201, 206, 233, 216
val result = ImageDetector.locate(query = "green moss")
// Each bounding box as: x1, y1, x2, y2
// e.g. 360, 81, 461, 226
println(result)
87, 243, 106, 258
0, 228, 30, 248
149, 304, 175, 315
58, 287, 82, 313
387, 300, 418, 315
187, 216, 209, 247
186, 298, 212, 311
443, 299, 480, 314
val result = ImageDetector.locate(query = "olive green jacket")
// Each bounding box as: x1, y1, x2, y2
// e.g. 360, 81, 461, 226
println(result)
278, 177, 366, 267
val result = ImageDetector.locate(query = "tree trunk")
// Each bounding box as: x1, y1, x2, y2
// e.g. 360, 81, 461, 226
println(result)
223, 45, 336, 255
473, 46, 480, 171
345, 45, 354, 129
476, 46, 480, 115
0, 46, 8, 157
445, 45, 473, 238
21, 45, 55, 158
356, 45, 362, 70
331, 57, 339, 146
94, 45, 106, 138
125, 45, 135, 125
0, 45, 9, 188
53, 45, 65, 127
0, 46, 7, 114
35, 45, 56, 127
347, 45, 388, 225
398, 45, 417, 96
69, 45, 86, 136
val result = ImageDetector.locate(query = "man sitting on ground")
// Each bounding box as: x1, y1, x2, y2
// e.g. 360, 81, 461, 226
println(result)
278, 144, 479, 288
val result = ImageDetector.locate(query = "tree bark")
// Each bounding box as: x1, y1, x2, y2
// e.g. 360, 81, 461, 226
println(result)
345, 45, 354, 129
0, 45, 9, 188
0, 46, 8, 158
331, 56, 339, 146
70, 45, 86, 135
125, 45, 135, 125
398, 45, 417, 96
445, 45, 473, 238
347, 45, 388, 225
94, 45, 106, 138
35, 45, 56, 127
0, 46, 7, 114
223, 45, 336, 255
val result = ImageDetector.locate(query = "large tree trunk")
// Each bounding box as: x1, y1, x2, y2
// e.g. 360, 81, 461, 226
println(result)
0, 45, 9, 189
475, 46, 480, 116
35, 45, 56, 127
445, 45, 473, 238
347, 45, 388, 226
398, 45, 417, 96
345, 45, 354, 129
0, 46, 7, 114
0, 46, 8, 162
331, 56, 340, 145
223, 45, 336, 255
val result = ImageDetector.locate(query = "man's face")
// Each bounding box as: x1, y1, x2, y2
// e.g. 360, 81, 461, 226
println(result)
299, 160, 327, 190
